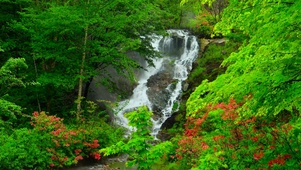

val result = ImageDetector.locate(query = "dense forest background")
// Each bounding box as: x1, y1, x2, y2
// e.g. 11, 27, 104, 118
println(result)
1, 0, 301, 169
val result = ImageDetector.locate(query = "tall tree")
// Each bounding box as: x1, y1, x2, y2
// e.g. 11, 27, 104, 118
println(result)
0, 58, 27, 129
18, 0, 171, 115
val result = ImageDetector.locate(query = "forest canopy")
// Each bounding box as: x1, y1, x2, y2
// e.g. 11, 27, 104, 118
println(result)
1, 0, 301, 169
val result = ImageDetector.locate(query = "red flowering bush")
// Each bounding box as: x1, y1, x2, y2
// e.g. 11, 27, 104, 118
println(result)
172, 98, 301, 169
0, 110, 122, 170
30, 111, 122, 168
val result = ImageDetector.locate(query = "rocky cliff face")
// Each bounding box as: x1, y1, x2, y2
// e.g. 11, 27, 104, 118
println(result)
87, 51, 146, 109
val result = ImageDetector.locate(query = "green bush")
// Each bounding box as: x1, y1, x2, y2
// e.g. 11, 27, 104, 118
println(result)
0, 128, 51, 170
101, 106, 173, 170
188, 41, 240, 88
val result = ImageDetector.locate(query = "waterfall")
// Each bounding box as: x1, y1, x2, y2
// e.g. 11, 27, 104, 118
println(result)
114, 29, 199, 137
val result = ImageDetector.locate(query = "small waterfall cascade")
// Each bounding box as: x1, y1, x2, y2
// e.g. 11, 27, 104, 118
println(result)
114, 29, 199, 137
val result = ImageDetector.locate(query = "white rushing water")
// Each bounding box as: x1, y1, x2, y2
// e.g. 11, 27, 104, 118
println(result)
114, 29, 199, 137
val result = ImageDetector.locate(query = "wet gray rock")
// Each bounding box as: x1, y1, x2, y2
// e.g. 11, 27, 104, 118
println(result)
183, 82, 189, 92
146, 66, 176, 115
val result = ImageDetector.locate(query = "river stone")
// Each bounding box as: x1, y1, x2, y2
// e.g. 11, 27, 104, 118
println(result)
148, 89, 171, 115
146, 65, 175, 115
183, 82, 189, 91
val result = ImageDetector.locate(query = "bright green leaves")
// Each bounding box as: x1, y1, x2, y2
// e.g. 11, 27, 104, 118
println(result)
21, 4, 85, 91
0, 58, 27, 128
190, 0, 301, 117
0, 58, 27, 92
180, 0, 217, 7
125, 106, 153, 134
100, 106, 173, 169
0, 99, 21, 126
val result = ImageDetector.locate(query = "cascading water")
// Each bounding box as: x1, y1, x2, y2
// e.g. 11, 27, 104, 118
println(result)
114, 29, 199, 137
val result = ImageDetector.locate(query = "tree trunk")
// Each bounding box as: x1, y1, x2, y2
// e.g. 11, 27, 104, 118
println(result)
76, 26, 88, 119
76, 0, 90, 120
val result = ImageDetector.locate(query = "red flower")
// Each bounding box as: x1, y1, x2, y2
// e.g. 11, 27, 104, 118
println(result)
213, 135, 225, 141
74, 149, 82, 155
50, 163, 54, 167
201, 142, 209, 150
253, 151, 264, 160
94, 153, 101, 160
90, 143, 99, 148
251, 136, 258, 142
268, 154, 290, 167
185, 129, 197, 137
283, 154, 291, 159
33, 111, 39, 117
176, 154, 182, 160
75, 155, 83, 161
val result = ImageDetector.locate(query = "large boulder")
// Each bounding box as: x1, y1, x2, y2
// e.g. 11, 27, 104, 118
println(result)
146, 62, 177, 115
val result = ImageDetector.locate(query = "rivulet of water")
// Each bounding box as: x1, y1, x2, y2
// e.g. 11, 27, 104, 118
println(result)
114, 30, 199, 137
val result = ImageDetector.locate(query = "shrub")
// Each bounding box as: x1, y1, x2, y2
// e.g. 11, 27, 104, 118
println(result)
0, 111, 123, 169
100, 106, 173, 170
0, 128, 51, 170
172, 99, 301, 169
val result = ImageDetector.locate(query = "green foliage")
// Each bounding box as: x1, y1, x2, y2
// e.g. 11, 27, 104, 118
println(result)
0, 58, 27, 128
0, 58, 28, 93
180, 0, 228, 36
186, 14, 214, 36
181, 0, 217, 7
188, 41, 239, 86
154, 0, 183, 27
19, 0, 169, 85
0, 0, 31, 61
100, 106, 173, 170
188, 0, 301, 118
4, 0, 180, 115
0, 99, 21, 127
0, 128, 51, 170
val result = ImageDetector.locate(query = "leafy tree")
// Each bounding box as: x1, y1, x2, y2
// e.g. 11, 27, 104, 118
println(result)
181, 0, 228, 22
154, 0, 183, 27
17, 0, 173, 116
0, 0, 31, 61
0, 58, 27, 129
179, 0, 228, 36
